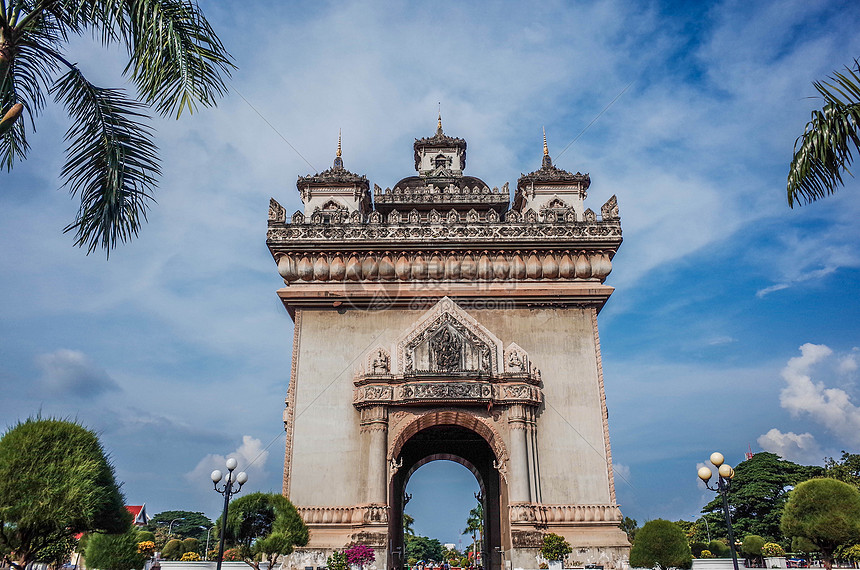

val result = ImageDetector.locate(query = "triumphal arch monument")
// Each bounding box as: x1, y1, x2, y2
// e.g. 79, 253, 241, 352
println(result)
266, 120, 629, 570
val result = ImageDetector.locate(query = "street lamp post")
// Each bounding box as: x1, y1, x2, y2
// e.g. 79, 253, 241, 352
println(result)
200, 526, 214, 561
697, 452, 739, 570
211, 458, 248, 570
168, 518, 185, 537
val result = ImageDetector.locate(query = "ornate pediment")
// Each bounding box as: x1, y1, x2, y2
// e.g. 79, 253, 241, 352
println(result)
353, 298, 542, 409
395, 297, 502, 375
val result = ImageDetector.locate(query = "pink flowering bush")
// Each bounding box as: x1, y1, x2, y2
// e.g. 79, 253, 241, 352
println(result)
345, 544, 375, 567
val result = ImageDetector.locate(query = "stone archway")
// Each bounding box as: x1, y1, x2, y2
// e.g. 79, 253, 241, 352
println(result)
389, 422, 504, 570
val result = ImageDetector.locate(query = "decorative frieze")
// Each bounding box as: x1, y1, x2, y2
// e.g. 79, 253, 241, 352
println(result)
298, 504, 389, 525
354, 380, 542, 408
508, 503, 623, 525
275, 248, 614, 284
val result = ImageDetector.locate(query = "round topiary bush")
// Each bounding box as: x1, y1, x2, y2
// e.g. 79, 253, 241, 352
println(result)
161, 539, 183, 560
180, 552, 201, 561
540, 533, 572, 562
761, 543, 785, 557
629, 520, 692, 570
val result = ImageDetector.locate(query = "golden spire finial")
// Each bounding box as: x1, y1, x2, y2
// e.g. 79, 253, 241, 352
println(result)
437, 102, 443, 134
543, 126, 549, 156
337, 129, 342, 157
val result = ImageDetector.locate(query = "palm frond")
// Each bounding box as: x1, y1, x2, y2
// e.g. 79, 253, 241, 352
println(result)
124, 0, 233, 119
50, 67, 160, 255
788, 60, 860, 207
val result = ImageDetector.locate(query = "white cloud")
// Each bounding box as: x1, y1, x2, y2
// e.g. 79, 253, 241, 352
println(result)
777, 343, 860, 447
838, 350, 859, 373
185, 435, 270, 488
757, 428, 823, 464
35, 349, 121, 398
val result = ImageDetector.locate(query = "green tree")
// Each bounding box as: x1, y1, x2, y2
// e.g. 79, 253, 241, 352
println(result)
85, 524, 146, 570
34, 531, 77, 570
403, 513, 415, 536
0, 418, 128, 570
701, 452, 823, 542
824, 451, 860, 489
787, 59, 860, 207
620, 517, 639, 543
221, 492, 308, 570
404, 535, 444, 563
462, 502, 483, 564
146, 510, 213, 543
629, 520, 692, 570
781, 478, 860, 570
792, 537, 818, 556
540, 534, 572, 562
135, 531, 154, 543
0, 0, 233, 254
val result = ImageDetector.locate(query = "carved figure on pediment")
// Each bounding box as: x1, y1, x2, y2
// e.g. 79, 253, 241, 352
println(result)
291, 210, 305, 224
388, 210, 401, 224
481, 347, 491, 372
544, 210, 557, 223
405, 352, 414, 373
372, 349, 390, 375
408, 209, 420, 224
583, 208, 596, 222
565, 210, 577, 222
429, 209, 442, 224
446, 209, 459, 224
368, 211, 382, 224
350, 210, 362, 223
431, 328, 462, 371
467, 209, 479, 223
506, 210, 521, 223
525, 209, 538, 223
487, 209, 499, 222
508, 351, 524, 372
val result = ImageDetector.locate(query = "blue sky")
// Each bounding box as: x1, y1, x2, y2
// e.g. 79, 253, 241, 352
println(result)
2, 0, 860, 548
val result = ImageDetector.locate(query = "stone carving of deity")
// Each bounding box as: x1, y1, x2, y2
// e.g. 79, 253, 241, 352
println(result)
508, 351, 523, 372
431, 328, 462, 371
372, 350, 389, 375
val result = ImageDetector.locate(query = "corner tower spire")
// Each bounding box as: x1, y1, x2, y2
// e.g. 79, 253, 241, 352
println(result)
437, 103, 443, 135
542, 127, 552, 168
333, 129, 343, 169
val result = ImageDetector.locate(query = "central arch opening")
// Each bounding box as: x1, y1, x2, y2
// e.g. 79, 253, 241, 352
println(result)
389, 424, 503, 570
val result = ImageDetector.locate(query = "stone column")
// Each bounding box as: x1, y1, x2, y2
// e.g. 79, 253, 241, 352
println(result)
507, 404, 532, 504
361, 406, 389, 504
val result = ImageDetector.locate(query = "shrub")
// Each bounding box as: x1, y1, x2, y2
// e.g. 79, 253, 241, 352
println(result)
345, 544, 375, 566
540, 533, 572, 561
708, 540, 730, 558
742, 535, 765, 557
700, 550, 714, 559
222, 548, 242, 561
629, 520, 692, 570
327, 550, 348, 570
180, 552, 201, 561
137, 531, 156, 543
182, 538, 199, 554
690, 543, 708, 558
137, 541, 156, 557
761, 543, 785, 557
161, 539, 184, 560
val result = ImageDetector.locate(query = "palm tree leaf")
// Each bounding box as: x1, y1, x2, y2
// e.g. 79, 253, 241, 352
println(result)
123, 0, 233, 119
788, 60, 860, 207
50, 67, 160, 255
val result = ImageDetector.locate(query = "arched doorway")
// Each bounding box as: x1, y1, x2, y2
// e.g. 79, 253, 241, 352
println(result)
389, 424, 503, 570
